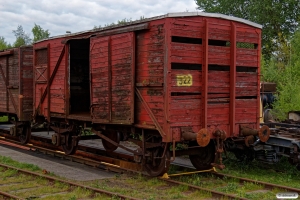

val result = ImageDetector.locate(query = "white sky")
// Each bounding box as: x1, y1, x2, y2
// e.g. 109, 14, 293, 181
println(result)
0, 0, 199, 45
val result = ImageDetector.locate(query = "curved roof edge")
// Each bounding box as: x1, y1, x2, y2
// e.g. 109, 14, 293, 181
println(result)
165, 12, 262, 29
35, 12, 262, 44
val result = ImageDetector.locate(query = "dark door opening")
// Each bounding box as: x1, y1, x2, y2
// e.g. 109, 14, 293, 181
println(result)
69, 39, 90, 114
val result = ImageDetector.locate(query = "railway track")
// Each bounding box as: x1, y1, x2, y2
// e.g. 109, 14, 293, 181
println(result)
0, 137, 249, 199
0, 163, 140, 200
1, 135, 300, 199
160, 169, 300, 200
0, 133, 142, 175
160, 176, 248, 200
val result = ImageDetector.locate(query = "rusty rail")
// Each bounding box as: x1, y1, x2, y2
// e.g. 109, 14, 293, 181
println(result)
2, 127, 300, 199
161, 165, 300, 199
160, 178, 248, 200
212, 172, 300, 194
0, 163, 141, 200
0, 136, 142, 175
0, 190, 23, 200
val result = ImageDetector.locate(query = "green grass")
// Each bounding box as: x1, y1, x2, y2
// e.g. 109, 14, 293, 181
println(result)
1, 146, 298, 199
169, 154, 300, 200
0, 116, 8, 122
87, 173, 210, 199
221, 155, 300, 188
1, 169, 18, 178
0, 156, 41, 172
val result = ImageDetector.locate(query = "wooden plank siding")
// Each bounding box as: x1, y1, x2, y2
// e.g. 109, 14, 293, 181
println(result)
135, 21, 165, 129
0, 48, 19, 113
166, 16, 260, 139
90, 32, 134, 123
19, 47, 34, 120
31, 14, 261, 142
34, 42, 66, 117
0, 46, 33, 121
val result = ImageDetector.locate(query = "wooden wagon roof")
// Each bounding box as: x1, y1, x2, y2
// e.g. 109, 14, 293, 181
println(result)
35, 12, 262, 44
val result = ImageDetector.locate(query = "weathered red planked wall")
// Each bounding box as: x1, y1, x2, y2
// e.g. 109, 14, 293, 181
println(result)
0, 46, 33, 121
19, 46, 34, 120
34, 40, 66, 119
90, 32, 135, 123
163, 16, 261, 140
33, 32, 93, 120
135, 21, 165, 132
33, 14, 261, 142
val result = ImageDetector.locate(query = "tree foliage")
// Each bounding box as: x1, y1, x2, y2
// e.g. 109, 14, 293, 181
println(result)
94, 16, 146, 30
261, 28, 300, 120
32, 23, 50, 42
12, 25, 32, 47
0, 36, 12, 50
195, 0, 300, 58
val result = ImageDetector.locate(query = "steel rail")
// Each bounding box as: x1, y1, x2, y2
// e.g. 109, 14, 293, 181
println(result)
2, 128, 300, 199
0, 134, 148, 180
212, 172, 300, 194
1, 133, 247, 199
160, 178, 248, 200
0, 136, 142, 175
171, 160, 300, 194
0, 190, 24, 200
0, 163, 140, 200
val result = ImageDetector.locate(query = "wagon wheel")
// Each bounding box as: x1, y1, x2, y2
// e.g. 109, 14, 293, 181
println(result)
189, 140, 215, 170
61, 133, 78, 155
144, 145, 170, 176
19, 123, 31, 144
102, 129, 120, 152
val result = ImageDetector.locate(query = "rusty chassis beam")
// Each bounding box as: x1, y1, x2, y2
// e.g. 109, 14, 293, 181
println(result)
93, 129, 143, 155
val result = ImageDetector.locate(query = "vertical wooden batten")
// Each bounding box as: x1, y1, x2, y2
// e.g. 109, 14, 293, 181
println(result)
18, 48, 23, 120
230, 22, 237, 135
202, 19, 208, 129
47, 43, 50, 121
256, 29, 262, 129
65, 44, 69, 117
108, 36, 112, 122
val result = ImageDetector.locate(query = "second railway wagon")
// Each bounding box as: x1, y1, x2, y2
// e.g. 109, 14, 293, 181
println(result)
32, 12, 267, 176
0, 46, 33, 143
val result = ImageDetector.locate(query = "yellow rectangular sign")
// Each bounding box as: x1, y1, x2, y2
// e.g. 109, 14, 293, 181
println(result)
176, 74, 192, 86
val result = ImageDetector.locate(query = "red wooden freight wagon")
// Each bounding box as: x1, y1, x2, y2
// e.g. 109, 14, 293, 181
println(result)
0, 46, 33, 143
33, 12, 264, 176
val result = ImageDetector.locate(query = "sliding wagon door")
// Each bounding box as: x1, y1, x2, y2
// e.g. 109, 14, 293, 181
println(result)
90, 32, 135, 124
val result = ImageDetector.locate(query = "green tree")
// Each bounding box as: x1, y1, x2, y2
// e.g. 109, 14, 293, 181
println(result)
32, 23, 50, 42
261, 28, 300, 120
194, 0, 300, 58
12, 25, 32, 47
0, 36, 12, 50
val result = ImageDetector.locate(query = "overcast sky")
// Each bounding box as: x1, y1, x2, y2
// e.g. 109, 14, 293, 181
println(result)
0, 0, 199, 45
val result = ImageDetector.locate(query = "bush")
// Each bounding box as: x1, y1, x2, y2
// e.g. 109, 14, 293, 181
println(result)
261, 28, 300, 120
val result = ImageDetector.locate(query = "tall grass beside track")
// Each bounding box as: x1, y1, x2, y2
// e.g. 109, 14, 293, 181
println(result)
173, 154, 300, 199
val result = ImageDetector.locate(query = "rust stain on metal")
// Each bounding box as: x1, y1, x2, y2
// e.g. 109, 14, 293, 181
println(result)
197, 128, 210, 147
